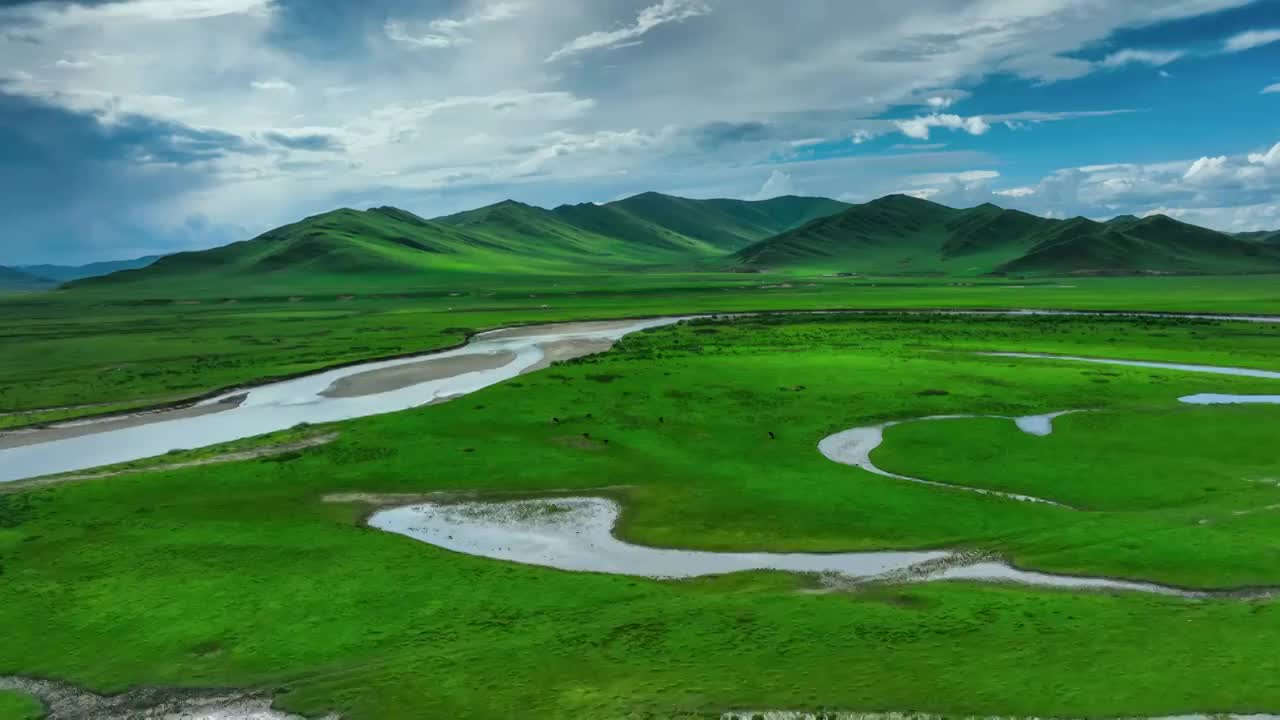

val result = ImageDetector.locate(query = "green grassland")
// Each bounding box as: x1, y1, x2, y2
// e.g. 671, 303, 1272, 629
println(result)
2, 314, 1278, 719
3, 273, 1279, 430
3, 190, 1280, 718
0, 692, 41, 720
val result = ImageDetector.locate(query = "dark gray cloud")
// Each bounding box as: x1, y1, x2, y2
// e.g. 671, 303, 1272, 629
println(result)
691, 121, 774, 148
0, 91, 251, 263
263, 130, 344, 151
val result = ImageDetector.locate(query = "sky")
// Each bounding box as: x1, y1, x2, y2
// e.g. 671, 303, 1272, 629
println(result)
1, 0, 1279, 264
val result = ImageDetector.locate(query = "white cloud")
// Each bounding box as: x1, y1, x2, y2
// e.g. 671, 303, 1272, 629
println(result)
909, 170, 1000, 185
890, 143, 947, 151
1182, 155, 1230, 184
384, 20, 458, 48
53, 58, 92, 70
39, 0, 272, 24
941, 140, 1280, 231
546, 0, 711, 62
384, 4, 524, 50
994, 186, 1036, 198
749, 170, 797, 200
1, 0, 1268, 262
1224, 28, 1280, 52
788, 138, 826, 148
1099, 48, 1184, 67
895, 113, 989, 140
250, 79, 295, 92
1248, 142, 1280, 168
1263, 83, 1280, 95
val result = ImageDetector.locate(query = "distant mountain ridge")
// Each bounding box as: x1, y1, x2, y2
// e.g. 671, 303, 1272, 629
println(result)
0, 266, 54, 291
48, 191, 1280, 292
731, 194, 1280, 276
18, 255, 163, 283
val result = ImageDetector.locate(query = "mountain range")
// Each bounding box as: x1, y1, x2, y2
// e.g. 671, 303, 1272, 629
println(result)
0, 266, 53, 291
17, 255, 163, 283
13, 192, 1280, 292
731, 195, 1280, 276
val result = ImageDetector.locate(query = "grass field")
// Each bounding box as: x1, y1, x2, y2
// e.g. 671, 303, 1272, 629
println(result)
0, 692, 41, 720
2, 312, 1277, 719
2, 273, 1278, 430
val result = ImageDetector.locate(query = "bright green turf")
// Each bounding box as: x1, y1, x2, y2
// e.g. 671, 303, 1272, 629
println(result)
875, 406, 1280, 511
0, 692, 41, 720
2, 314, 1278, 719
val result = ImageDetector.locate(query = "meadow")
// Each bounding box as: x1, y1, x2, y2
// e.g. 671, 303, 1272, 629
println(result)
2, 311, 1278, 719
0, 692, 41, 720
2, 272, 1278, 429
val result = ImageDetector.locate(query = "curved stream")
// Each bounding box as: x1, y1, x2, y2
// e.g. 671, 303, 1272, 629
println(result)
815, 352, 1280, 507
0, 318, 686, 483
368, 337, 1280, 597
818, 411, 1080, 507
368, 496, 1264, 598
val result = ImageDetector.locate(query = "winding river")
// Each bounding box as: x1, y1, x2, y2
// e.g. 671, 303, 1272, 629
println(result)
0, 318, 684, 483
369, 496, 1242, 597
1, 310, 1276, 485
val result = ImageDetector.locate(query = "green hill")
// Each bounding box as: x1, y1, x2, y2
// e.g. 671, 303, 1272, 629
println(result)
732, 195, 1280, 276
1237, 229, 1280, 244
66, 194, 852, 293
546, 193, 850, 265
18, 255, 163, 284
577, 192, 850, 251
68, 200, 736, 293
57, 192, 1280, 292
0, 266, 53, 291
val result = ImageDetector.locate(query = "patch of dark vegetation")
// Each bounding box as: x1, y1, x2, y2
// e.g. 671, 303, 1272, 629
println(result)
0, 495, 36, 528
329, 445, 397, 465
586, 374, 622, 383
554, 435, 608, 451
917, 389, 950, 396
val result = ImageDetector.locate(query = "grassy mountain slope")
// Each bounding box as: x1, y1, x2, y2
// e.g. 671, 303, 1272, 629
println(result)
68, 201, 731, 293
733, 195, 1280, 276
996, 214, 1280, 275
432, 200, 711, 265
1237, 229, 1280, 244
55, 192, 1280, 292
589, 192, 850, 251
0, 266, 53, 291
66, 194, 853, 293
19, 255, 163, 283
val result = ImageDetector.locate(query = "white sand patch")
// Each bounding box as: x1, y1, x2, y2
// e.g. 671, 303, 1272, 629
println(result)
0, 676, 338, 720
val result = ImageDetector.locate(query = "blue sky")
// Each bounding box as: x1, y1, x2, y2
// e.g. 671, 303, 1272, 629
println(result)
1, 0, 1279, 264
